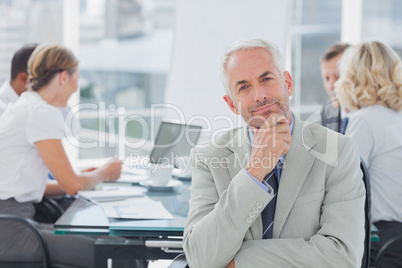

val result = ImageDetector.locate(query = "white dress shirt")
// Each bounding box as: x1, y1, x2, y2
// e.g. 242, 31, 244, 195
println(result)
0, 80, 19, 116
0, 91, 64, 203
346, 104, 402, 223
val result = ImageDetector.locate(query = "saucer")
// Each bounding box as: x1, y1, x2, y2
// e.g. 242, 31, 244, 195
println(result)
172, 168, 192, 180
116, 173, 149, 184
139, 179, 183, 192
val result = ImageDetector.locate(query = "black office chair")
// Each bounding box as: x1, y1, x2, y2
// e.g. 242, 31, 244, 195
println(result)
34, 196, 65, 223
360, 158, 371, 268
0, 214, 75, 268
372, 233, 402, 268
0, 214, 51, 268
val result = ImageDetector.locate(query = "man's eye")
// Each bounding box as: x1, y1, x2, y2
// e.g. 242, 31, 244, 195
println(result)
239, 85, 248, 91
262, 77, 272, 82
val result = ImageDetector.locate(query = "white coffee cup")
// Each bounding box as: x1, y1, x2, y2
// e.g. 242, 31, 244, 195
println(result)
175, 156, 193, 178
149, 163, 173, 186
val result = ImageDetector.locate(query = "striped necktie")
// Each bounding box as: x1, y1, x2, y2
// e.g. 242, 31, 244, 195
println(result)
261, 168, 279, 239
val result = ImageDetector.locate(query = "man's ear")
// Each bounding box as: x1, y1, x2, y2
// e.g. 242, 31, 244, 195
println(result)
17, 72, 28, 84
223, 95, 239, 115
284, 71, 294, 97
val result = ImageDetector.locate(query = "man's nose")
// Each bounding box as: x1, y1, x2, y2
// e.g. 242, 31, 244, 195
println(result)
254, 84, 268, 102
330, 77, 338, 91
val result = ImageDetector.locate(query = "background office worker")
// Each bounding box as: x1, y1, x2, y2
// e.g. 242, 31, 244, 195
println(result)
320, 43, 350, 133
0, 43, 80, 218
0, 43, 38, 115
336, 41, 402, 268
0, 44, 122, 267
0, 42, 81, 136
183, 38, 365, 267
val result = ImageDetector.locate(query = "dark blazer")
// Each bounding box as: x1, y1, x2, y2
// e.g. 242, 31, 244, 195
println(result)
320, 102, 342, 133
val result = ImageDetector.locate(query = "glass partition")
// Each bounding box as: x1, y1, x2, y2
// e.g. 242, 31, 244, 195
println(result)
77, 0, 177, 159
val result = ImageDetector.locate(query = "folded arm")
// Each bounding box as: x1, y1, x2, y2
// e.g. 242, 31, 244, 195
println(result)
183, 149, 273, 268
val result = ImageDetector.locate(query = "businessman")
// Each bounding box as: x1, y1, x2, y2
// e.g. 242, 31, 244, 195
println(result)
183, 39, 365, 267
320, 43, 350, 133
0, 43, 38, 116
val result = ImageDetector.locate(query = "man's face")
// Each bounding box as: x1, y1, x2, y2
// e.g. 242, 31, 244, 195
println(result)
321, 53, 343, 107
223, 47, 293, 130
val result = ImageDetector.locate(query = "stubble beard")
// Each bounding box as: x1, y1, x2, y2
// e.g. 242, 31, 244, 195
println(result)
243, 96, 290, 129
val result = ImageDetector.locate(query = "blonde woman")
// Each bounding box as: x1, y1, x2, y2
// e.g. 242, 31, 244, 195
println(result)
336, 41, 402, 268
0, 44, 122, 267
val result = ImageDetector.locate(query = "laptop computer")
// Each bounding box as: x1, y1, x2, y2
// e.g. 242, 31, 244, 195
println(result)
149, 121, 202, 164
119, 121, 202, 183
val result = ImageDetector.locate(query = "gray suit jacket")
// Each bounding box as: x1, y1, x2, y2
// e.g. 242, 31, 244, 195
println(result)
183, 116, 365, 268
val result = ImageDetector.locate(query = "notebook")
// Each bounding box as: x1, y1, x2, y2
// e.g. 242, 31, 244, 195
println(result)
78, 188, 144, 202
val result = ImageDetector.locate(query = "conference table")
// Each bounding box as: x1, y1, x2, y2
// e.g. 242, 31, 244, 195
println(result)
55, 178, 190, 267
54, 178, 380, 267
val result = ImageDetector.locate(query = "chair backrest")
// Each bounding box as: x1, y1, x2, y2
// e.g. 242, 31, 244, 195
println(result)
0, 214, 50, 268
373, 233, 402, 267
33, 196, 65, 223
360, 159, 371, 268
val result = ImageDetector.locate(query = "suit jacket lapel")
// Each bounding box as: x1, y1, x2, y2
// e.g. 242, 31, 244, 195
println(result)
226, 126, 251, 179
273, 116, 317, 237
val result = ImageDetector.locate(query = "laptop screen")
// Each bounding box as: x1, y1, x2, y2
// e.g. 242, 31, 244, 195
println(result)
149, 121, 202, 164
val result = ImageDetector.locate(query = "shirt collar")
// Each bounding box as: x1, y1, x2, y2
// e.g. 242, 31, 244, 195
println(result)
340, 108, 349, 119
248, 113, 294, 165
0, 80, 19, 103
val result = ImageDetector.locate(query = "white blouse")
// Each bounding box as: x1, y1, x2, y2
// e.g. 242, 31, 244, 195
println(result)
346, 104, 402, 223
0, 91, 64, 203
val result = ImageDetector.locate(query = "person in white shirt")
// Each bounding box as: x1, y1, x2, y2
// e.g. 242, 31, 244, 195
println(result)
0, 43, 38, 116
336, 41, 402, 268
0, 43, 80, 219
0, 43, 81, 135
0, 44, 122, 267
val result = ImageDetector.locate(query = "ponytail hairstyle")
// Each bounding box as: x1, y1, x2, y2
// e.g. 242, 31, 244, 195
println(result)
28, 44, 79, 91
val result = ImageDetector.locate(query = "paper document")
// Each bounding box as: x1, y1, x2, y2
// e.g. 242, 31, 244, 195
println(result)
123, 162, 149, 175
78, 188, 144, 202
99, 197, 174, 220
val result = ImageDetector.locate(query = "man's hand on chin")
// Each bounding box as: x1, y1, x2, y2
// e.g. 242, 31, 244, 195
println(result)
226, 259, 235, 268
246, 113, 292, 181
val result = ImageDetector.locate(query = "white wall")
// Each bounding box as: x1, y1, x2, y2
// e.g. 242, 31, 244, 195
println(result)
165, 0, 291, 134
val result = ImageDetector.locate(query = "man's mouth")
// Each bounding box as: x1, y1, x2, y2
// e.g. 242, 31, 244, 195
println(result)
252, 102, 276, 115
